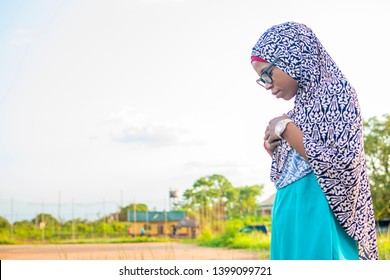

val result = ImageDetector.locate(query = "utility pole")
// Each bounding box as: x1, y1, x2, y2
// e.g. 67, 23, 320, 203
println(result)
146, 207, 149, 236
133, 198, 136, 237
120, 189, 123, 209
41, 202, 45, 243
103, 199, 106, 238
165, 208, 168, 237
58, 191, 61, 239
10, 198, 13, 240
164, 199, 168, 237
72, 199, 75, 241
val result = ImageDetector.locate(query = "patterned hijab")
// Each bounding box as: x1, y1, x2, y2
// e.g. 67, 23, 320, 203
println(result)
251, 22, 378, 259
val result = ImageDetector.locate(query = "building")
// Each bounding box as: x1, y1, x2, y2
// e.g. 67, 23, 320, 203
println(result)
127, 210, 196, 237
258, 193, 275, 216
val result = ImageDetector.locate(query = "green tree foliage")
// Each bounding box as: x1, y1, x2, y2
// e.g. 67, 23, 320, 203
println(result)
13, 220, 41, 239
119, 203, 148, 221
182, 174, 237, 223
181, 174, 264, 225
363, 114, 390, 219
0, 216, 10, 229
31, 213, 60, 225
234, 185, 264, 217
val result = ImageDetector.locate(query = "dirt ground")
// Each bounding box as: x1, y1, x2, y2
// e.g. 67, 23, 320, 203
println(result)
0, 242, 260, 260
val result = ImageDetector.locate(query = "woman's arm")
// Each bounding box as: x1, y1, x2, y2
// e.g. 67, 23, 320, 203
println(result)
281, 122, 308, 161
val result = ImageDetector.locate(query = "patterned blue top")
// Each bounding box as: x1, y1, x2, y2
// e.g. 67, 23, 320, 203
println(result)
275, 149, 312, 190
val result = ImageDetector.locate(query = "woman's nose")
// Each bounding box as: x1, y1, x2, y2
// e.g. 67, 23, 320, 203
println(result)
264, 83, 273, 90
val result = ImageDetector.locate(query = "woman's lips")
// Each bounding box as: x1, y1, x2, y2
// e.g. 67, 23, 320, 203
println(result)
272, 90, 281, 98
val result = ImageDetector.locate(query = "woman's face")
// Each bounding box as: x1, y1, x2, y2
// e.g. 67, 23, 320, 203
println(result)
252, 61, 298, 101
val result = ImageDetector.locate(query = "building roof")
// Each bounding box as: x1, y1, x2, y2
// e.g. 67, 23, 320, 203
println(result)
176, 217, 197, 228
128, 211, 187, 222
258, 193, 275, 208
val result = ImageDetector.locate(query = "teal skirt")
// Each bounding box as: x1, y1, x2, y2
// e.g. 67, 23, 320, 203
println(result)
271, 172, 359, 260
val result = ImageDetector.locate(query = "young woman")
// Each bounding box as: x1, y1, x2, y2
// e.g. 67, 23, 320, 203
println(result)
251, 22, 378, 260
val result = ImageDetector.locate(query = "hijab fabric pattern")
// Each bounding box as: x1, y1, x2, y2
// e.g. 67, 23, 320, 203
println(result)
252, 22, 378, 259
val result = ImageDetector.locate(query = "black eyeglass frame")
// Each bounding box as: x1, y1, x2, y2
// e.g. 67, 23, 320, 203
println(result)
256, 57, 280, 87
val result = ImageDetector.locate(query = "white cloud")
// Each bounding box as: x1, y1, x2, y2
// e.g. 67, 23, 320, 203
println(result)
105, 107, 196, 147
111, 123, 181, 145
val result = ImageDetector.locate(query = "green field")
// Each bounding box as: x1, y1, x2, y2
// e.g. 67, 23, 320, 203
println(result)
1, 216, 389, 260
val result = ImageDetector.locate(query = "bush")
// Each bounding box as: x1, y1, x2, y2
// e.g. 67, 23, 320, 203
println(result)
0, 216, 10, 229
378, 234, 390, 260
196, 218, 271, 252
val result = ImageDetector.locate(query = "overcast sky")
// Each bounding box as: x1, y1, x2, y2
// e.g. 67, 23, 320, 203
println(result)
1, 0, 389, 221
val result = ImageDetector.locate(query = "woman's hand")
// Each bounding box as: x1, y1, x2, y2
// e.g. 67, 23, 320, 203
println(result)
263, 113, 308, 161
263, 114, 290, 153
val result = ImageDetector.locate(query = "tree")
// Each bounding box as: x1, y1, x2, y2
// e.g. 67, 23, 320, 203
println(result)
119, 203, 148, 221
363, 114, 390, 219
31, 213, 60, 225
234, 184, 264, 217
0, 216, 10, 229
13, 220, 41, 239
182, 174, 237, 227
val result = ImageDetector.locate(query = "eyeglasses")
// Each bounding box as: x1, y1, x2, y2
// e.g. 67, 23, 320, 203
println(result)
256, 57, 280, 87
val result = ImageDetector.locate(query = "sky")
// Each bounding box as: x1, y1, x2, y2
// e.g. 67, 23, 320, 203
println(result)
1, 0, 389, 222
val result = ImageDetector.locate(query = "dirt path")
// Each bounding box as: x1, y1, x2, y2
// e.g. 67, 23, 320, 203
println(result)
0, 242, 260, 260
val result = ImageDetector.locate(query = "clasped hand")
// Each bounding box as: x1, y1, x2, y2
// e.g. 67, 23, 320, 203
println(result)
264, 114, 289, 152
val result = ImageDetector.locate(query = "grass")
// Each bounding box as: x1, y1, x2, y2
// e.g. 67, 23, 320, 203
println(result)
194, 222, 271, 259
192, 223, 390, 260
2, 224, 389, 260
0, 235, 174, 245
